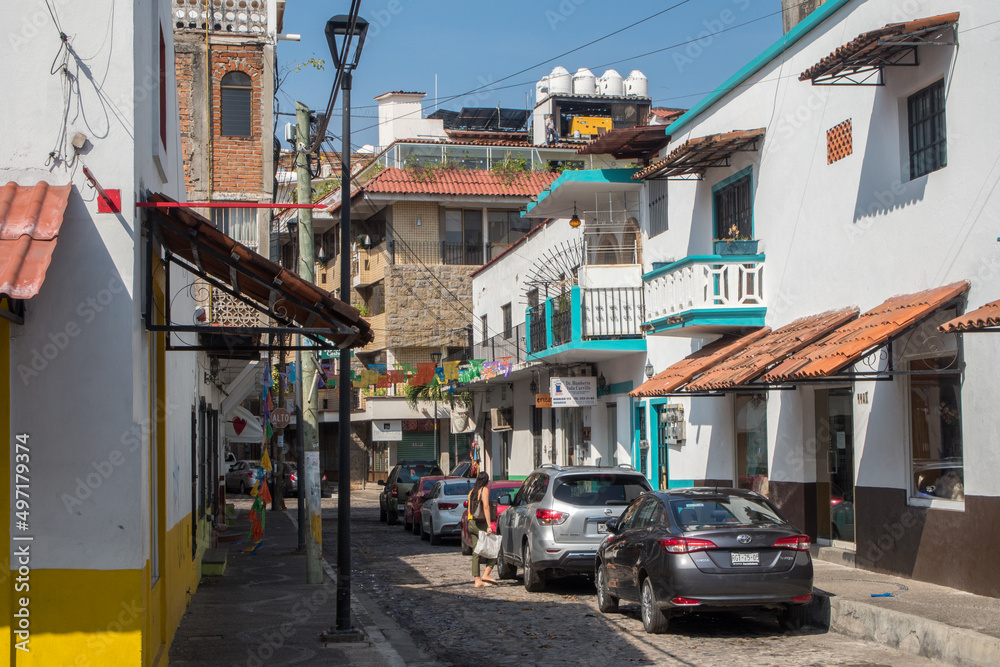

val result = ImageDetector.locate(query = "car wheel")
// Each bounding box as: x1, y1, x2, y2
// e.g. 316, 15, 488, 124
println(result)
523, 542, 545, 592
596, 564, 619, 614
420, 517, 430, 541
778, 603, 809, 631
496, 543, 516, 580
429, 519, 441, 545
239, 481, 247, 495
640, 578, 670, 634
378, 500, 387, 523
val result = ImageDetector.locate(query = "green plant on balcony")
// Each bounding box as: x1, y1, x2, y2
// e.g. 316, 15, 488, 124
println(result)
404, 149, 463, 182
491, 153, 527, 185
713, 224, 758, 255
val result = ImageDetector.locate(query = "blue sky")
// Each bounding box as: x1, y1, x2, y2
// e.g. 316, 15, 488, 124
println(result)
276, 0, 786, 150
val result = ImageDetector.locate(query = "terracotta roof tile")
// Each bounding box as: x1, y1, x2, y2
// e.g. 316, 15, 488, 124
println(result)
629, 328, 769, 397
799, 13, 960, 82
685, 308, 859, 392
938, 298, 1000, 332
632, 128, 765, 180
761, 282, 969, 383
0, 181, 72, 299
648, 108, 686, 121
363, 167, 560, 197
576, 125, 672, 159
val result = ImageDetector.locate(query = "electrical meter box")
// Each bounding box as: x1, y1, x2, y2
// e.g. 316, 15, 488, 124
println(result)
659, 404, 686, 445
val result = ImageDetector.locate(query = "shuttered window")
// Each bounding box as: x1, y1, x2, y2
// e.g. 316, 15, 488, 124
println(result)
221, 71, 252, 137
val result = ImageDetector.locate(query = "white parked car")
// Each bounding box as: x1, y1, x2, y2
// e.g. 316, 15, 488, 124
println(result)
421, 478, 475, 545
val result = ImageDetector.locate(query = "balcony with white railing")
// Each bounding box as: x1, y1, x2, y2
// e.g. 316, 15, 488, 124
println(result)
643, 254, 766, 336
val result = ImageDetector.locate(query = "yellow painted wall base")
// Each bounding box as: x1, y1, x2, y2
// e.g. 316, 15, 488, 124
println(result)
11, 569, 143, 666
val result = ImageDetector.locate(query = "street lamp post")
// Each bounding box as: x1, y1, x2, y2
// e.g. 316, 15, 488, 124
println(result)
431, 351, 442, 465
326, 13, 369, 636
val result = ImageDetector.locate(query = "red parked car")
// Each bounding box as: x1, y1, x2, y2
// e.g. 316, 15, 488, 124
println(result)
461, 480, 522, 555
404, 475, 460, 534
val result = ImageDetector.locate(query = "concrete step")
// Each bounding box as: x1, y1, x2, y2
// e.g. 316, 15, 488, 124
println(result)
201, 547, 228, 576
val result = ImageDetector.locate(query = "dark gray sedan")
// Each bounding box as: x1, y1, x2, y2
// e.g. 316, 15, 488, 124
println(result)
595, 488, 814, 634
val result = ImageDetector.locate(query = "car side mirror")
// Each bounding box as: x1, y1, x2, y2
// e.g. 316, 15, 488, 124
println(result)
377, 480, 385, 486
606, 517, 620, 534
497, 493, 512, 506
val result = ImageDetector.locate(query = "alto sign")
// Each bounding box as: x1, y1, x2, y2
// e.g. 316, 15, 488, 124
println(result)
270, 408, 291, 429
549, 377, 597, 407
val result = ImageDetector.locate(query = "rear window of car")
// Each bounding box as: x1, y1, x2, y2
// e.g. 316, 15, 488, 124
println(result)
443, 481, 474, 496
419, 478, 439, 493
490, 485, 520, 502
552, 474, 650, 507
669, 495, 785, 529
397, 465, 441, 483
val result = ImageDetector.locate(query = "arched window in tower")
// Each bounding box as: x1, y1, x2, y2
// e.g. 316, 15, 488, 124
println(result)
220, 71, 252, 137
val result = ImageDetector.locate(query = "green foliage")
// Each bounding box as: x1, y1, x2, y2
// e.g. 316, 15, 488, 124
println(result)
491, 152, 528, 185
312, 178, 340, 201
404, 383, 472, 413
403, 151, 464, 182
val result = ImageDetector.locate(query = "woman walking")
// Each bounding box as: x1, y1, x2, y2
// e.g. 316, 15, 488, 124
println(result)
467, 471, 497, 587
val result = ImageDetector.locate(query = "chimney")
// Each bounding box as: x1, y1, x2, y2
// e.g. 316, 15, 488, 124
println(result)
781, 0, 824, 33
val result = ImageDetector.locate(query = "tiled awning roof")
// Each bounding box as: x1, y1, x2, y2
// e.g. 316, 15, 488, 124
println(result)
761, 282, 969, 383
684, 308, 859, 392
576, 125, 672, 159
363, 167, 560, 197
147, 193, 373, 349
0, 181, 72, 299
632, 129, 765, 180
799, 13, 959, 85
938, 299, 1000, 333
629, 328, 769, 398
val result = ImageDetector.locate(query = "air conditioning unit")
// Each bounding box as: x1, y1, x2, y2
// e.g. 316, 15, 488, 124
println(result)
490, 407, 512, 431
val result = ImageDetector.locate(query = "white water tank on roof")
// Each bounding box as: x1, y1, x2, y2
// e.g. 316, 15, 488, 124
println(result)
599, 69, 624, 96
572, 68, 596, 95
625, 70, 648, 97
536, 75, 550, 104
549, 66, 572, 95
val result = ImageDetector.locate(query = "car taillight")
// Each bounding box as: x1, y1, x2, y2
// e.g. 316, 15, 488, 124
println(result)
792, 594, 813, 602
439, 503, 458, 510
463, 500, 468, 508
290, 474, 297, 482
671, 596, 702, 606
658, 537, 718, 554
772, 534, 811, 551
322, 474, 327, 482
535, 509, 568, 525
391, 485, 398, 498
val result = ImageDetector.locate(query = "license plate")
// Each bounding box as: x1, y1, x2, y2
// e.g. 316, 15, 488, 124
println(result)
596, 522, 608, 534
730, 551, 759, 566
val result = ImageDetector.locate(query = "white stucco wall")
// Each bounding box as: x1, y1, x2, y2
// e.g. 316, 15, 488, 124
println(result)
3, 0, 194, 570
641, 0, 1000, 495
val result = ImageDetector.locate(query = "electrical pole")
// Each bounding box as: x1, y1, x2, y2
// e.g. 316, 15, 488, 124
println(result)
296, 100, 323, 584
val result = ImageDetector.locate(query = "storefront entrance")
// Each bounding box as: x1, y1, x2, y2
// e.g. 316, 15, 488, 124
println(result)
815, 388, 855, 544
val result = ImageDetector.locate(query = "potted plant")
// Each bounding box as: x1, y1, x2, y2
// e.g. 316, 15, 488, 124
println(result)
713, 224, 758, 255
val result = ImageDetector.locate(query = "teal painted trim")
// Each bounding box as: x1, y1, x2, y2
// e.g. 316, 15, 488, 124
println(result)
545, 299, 553, 350
643, 307, 766, 334
643, 254, 766, 281
571, 286, 582, 341
601, 380, 634, 397
668, 479, 696, 489
527, 168, 640, 213
508, 475, 528, 482
526, 338, 646, 362
648, 397, 673, 407
712, 166, 754, 239
650, 403, 663, 491
525, 306, 536, 354
663, 0, 854, 137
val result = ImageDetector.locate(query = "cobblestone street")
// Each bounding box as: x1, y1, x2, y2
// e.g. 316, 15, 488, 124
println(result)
322, 490, 942, 667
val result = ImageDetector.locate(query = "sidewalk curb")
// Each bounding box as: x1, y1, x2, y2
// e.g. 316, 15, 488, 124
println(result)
810, 592, 1000, 666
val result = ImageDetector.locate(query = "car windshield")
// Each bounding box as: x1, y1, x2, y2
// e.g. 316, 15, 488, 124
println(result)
490, 485, 520, 502
669, 495, 785, 529
420, 478, 440, 493
443, 481, 474, 496
398, 465, 440, 483
552, 474, 649, 507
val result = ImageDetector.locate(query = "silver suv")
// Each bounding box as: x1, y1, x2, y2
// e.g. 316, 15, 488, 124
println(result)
495, 464, 651, 592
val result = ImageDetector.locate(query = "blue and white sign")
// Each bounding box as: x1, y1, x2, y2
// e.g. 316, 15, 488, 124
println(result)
373, 420, 403, 441
550, 377, 597, 407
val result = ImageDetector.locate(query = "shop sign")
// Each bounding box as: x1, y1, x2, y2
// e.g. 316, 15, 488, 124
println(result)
373, 420, 402, 441
550, 377, 597, 407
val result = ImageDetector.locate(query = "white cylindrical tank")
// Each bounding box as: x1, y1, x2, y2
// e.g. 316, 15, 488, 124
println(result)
536, 76, 550, 103
572, 67, 596, 95
599, 69, 624, 96
549, 66, 572, 95
625, 70, 648, 97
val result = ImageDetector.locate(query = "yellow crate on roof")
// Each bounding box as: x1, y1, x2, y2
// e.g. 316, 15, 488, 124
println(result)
569, 116, 612, 137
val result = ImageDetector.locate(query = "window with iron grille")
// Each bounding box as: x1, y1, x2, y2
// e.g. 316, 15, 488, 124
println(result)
713, 170, 752, 240
908, 80, 947, 179
220, 71, 252, 137
480, 314, 488, 345
502, 303, 512, 339
211, 207, 258, 249
647, 179, 668, 237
